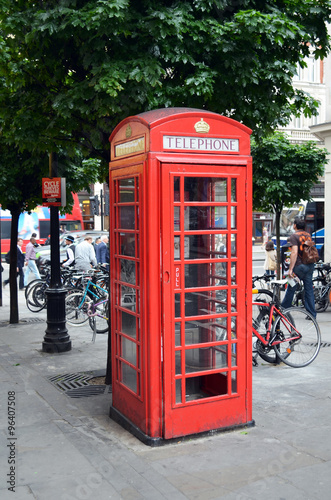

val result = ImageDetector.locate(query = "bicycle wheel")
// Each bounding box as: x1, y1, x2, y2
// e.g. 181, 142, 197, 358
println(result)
272, 307, 321, 368
26, 281, 48, 312
252, 289, 276, 363
65, 292, 91, 325
313, 279, 329, 312
88, 300, 109, 334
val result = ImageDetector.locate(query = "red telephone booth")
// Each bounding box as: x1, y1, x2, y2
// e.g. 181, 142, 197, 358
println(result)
109, 108, 253, 445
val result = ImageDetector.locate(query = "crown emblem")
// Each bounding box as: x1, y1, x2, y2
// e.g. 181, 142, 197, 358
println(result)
125, 125, 132, 138
194, 118, 210, 133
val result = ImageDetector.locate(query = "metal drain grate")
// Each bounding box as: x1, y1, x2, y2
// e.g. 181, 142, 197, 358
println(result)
0, 317, 45, 328
307, 342, 331, 348
48, 371, 111, 398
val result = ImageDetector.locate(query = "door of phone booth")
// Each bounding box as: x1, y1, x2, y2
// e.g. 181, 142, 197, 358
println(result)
109, 108, 253, 445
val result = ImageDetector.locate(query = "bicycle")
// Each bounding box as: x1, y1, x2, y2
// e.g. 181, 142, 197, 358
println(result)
252, 281, 321, 368
65, 277, 109, 334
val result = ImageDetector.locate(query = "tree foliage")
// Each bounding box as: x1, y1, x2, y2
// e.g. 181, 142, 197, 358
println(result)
251, 132, 327, 274
1, 0, 331, 166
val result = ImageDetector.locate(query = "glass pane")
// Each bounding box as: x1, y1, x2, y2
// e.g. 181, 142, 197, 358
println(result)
231, 371, 237, 393
119, 178, 135, 202
120, 259, 136, 284
176, 379, 182, 404
174, 207, 180, 231
231, 179, 236, 202
185, 290, 228, 316
175, 351, 181, 375
122, 337, 136, 365
185, 318, 228, 344
184, 177, 227, 202
231, 317, 237, 339
231, 206, 236, 229
185, 373, 228, 401
231, 289, 237, 312
175, 323, 181, 346
184, 262, 227, 288
175, 293, 181, 318
185, 234, 228, 260
174, 177, 180, 200
121, 311, 136, 339
231, 262, 236, 284
121, 286, 136, 312
231, 343, 237, 366
119, 206, 135, 229
121, 362, 137, 392
174, 236, 180, 260
185, 345, 228, 372
216, 235, 227, 258
187, 206, 227, 230
120, 234, 135, 256
231, 235, 237, 257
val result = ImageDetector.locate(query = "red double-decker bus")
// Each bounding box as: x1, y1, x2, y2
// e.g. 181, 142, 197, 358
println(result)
0, 193, 83, 254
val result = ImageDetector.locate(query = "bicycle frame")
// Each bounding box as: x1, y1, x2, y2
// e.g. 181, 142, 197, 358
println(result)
252, 299, 301, 349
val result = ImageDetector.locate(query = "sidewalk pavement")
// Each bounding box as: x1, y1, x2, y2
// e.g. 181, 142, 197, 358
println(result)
1, 278, 331, 499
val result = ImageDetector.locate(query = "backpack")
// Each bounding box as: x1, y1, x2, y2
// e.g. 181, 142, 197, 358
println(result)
5, 251, 10, 264
301, 240, 320, 265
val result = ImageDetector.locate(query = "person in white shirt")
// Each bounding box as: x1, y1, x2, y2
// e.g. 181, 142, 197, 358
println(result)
61, 235, 75, 268
74, 236, 97, 271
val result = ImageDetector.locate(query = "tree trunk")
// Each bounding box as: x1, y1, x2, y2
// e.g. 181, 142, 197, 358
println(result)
9, 207, 19, 324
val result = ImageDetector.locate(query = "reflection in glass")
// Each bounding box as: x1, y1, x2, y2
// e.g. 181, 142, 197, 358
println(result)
122, 337, 136, 365
174, 236, 180, 260
121, 311, 136, 339
121, 362, 137, 392
175, 293, 181, 318
175, 323, 181, 346
231, 206, 236, 229
176, 379, 182, 404
184, 262, 227, 288
231, 262, 236, 284
185, 345, 228, 372
188, 206, 227, 230
119, 178, 135, 202
185, 318, 227, 344
120, 234, 135, 256
231, 343, 237, 366
231, 371, 237, 393
185, 290, 228, 316
231, 289, 237, 312
174, 207, 180, 231
231, 317, 237, 339
231, 178, 237, 202
174, 177, 180, 200
186, 234, 227, 260
175, 351, 181, 375
121, 285, 136, 312
231, 235, 237, 257
184, 177, 227, 202
120, 259, 136, 285
119, 206, 135, 229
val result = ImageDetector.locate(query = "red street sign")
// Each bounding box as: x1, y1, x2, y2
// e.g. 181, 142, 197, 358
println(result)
42, 178, 63, 206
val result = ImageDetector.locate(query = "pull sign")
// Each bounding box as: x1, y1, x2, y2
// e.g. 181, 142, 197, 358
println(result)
174, 265, 181, 290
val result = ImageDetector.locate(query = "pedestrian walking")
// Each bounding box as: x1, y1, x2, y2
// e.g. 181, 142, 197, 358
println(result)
3, 238, 25, 290
264, 240, 277, 275
74, 236, 97, 271
281, 216, 316, 318
96, 235, 109, 268
24, 236, 41, 286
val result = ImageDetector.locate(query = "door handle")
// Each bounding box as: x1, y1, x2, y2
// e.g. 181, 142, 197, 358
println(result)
164, 271, 170, 283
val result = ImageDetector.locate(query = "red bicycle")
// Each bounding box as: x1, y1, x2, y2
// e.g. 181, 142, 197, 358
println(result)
252, 281, 321, 368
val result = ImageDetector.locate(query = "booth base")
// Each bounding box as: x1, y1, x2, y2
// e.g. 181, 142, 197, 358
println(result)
109, 405, 255, 447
